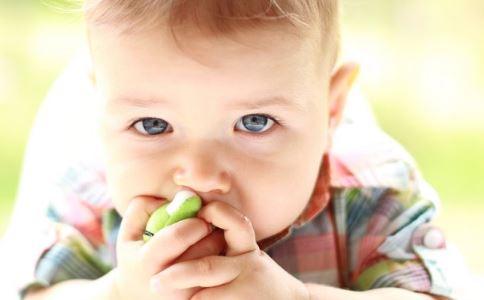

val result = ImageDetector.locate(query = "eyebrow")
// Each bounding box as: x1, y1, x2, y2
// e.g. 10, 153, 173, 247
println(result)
116, 95, 307, 111
229, 96, 307, 111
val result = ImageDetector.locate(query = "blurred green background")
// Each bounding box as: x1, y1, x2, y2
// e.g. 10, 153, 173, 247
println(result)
1, 0, 483, 275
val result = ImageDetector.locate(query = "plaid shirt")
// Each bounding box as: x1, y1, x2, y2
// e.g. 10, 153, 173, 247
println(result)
15, 122, 458, 299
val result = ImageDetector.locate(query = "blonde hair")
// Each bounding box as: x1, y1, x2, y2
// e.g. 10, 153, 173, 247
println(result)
84, 0, 340, 68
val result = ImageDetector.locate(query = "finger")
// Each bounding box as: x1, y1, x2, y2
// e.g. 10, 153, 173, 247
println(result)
175, 228, 226, 263
190, 284, 232, 300
197, 201, 258, 256
141, 217, 213, 274
118, 196, 168, 243
151, 254, 247, 290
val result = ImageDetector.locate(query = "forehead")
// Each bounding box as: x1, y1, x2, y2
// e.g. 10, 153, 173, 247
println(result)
89, 23, 319, 68
88, 24, 326, 111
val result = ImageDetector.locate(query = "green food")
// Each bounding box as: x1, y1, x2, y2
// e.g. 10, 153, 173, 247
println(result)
143, 191, 202, 242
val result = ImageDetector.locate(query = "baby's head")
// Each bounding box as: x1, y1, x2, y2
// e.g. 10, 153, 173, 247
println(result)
86, 0, 358, 241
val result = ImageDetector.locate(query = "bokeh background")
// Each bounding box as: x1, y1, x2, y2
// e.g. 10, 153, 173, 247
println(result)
1, 0, 483, 277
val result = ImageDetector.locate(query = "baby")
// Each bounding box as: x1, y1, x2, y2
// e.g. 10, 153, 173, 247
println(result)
4, 0, 460, 299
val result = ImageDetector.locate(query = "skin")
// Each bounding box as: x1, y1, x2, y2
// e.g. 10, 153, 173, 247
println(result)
24, 21, 442, 300
91, 24, 345, 243
89, 23, 354, 299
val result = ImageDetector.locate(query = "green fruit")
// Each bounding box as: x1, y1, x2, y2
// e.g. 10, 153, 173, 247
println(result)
143, 191, 202, 242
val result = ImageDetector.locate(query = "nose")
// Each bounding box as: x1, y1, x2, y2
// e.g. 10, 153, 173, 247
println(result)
172, 143, 231, 194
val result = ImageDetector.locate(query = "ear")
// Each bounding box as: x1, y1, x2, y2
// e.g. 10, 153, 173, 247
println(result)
325, 62, 360, 149
328, 62, 360, 129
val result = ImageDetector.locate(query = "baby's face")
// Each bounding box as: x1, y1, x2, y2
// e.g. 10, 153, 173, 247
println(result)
90, 25, 334, 241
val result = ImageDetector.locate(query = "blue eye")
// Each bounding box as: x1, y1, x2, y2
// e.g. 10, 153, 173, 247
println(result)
236, 114, 276, 133
133, 118, 169, 135
132, 114, 279, 137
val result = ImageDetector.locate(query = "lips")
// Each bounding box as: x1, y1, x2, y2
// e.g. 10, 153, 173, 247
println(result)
144, 195, 167, 202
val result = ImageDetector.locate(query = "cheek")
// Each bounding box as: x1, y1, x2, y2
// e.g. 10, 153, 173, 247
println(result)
99, 120, 172, 215
103, 149, 169, 216
243, 146, 325, 241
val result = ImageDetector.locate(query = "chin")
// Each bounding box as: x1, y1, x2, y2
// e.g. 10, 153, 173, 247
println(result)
255, 227, 280, 242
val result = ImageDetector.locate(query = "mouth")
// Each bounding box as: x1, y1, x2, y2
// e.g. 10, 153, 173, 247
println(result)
144, 195, 168, 203
147, 189, 213, 207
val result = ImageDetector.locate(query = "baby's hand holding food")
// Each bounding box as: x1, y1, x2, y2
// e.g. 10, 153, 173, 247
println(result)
111, 191, 223, 300
150, 200, 309, 300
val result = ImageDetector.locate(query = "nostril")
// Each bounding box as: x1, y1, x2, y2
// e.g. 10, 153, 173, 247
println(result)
173, 168, 231, 195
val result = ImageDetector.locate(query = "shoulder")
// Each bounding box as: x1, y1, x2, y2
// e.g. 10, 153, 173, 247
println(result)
328, 123, 442, 238
327, 124, 460, 299
329, 123, 440, 210
330, 123, 417, 189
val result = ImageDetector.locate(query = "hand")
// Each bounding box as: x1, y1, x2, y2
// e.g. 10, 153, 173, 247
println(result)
150, 201, 310, 300
112, 196, 226, 300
